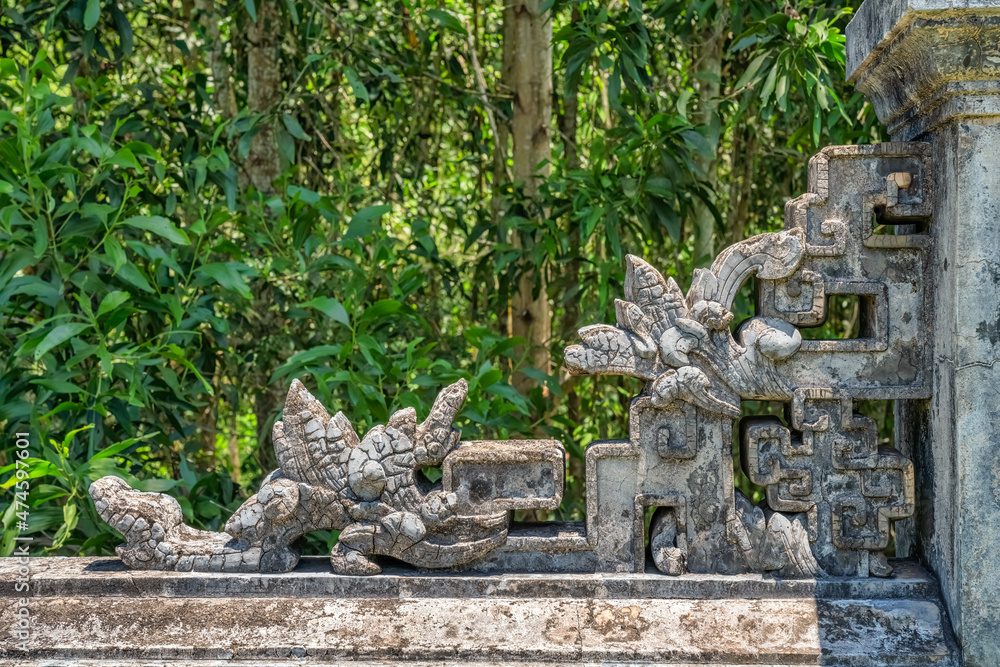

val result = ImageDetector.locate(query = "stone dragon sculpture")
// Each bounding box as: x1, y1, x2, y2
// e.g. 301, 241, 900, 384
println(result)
564, 229, 806, 414
565, 228, 822, 577
90, 379, 508, 575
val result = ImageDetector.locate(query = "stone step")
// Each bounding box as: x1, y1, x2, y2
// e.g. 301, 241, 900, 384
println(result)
1, 557, 959, 666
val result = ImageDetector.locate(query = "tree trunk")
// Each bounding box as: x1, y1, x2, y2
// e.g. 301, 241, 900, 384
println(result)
558, 5, 582, 367
246, 0, 282, 193
723, 126, 757, 249
691, 8, 726, 265
491, 1, 513, 232
558, 8, 585, 501
227, 399, 241, 484
196, 0, 237, 119
507, 0, 553, 393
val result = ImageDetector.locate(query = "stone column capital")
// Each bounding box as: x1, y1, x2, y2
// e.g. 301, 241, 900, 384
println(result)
847, 0, 1000, 140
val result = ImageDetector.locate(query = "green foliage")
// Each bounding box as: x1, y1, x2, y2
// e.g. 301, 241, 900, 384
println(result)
1, 0, 888, 556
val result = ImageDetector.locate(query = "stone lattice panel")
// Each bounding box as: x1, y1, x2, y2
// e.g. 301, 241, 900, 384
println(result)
758, 143, 933, 399
741, 417, 817, 514
741, 388, 915, 576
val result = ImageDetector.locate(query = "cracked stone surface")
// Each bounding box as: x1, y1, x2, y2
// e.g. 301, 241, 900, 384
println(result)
0, 557, 959, 666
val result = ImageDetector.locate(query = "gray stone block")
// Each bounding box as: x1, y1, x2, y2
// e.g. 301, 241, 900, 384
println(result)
0, 557, 958, 666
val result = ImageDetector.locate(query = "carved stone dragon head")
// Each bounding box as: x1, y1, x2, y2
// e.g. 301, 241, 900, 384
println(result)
565, 228, 806, 417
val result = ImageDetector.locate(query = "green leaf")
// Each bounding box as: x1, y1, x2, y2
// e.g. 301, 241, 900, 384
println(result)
109, 3, 133, 55
121, 215, 190, 245
734, 54, 770, 91
729, 32, 760, 53
84, 0, 100, 30
275, 123, 295, 165
360, 299, 402, 321
34, 323, 91, 360
32, 217, 48, 259
343, 205, 390, 240
92, 435, 153, 462
271, 345, 343, 381
760, 64, 778, 106
343, 67, 369, 104
116, 263, 153, 292
301, 296, 350, 326
775, 74, 789, 111
426, 9, 467, 35
680, 129, 712, 157
244, 0, 257, 21
136, 478, 177, 493
31, 378, 83, 394
281, 112, 310, 140
97, 290, 130, 317
109, 147, 140, 170
198, 262, 253, 299
104, 236, 126, 271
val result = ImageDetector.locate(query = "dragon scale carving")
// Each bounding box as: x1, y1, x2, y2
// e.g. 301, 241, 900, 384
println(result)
92, 379, 517, 574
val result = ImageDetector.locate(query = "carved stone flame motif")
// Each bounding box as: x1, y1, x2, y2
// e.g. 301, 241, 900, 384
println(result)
91, 144, 928, 579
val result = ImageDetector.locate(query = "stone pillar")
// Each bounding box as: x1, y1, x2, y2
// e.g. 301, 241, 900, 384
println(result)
848, 3, 1000, 664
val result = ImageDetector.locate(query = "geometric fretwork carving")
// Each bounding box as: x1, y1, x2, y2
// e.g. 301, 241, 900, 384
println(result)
655, 402, 698, 460
561, 144, 930, 579
831, 447, 915, 551
741, 417, 815, 513
742, 388, 915, 576
762, 143, 933, 399
758, 267, 826, 326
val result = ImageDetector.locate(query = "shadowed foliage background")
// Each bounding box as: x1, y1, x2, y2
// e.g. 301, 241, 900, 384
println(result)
0, 0, 888, 556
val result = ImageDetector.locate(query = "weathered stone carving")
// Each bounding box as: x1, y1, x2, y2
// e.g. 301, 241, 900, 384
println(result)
564, 241, 823, 578
91, 142, 929, 582
561, 143, 929, 579
565, 230, 806, 417
91, 379, 564, 574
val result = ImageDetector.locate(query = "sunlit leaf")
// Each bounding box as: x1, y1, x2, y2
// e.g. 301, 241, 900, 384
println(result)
301, 296, 350, 326
121, 215, 190, 245
84, 0, 101, 30
34, 323, 91, 360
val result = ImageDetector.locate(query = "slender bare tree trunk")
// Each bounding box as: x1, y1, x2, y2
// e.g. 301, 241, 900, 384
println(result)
558, 8, 581, 175
558, 7, 585, 499
492, 1, 513, 229
558, 5, 583, 358
246, 0, 282, 193
723, 126, 757, 248
507, 0, 553, 393
196, 0, 237, 119
691, 7, 726, 265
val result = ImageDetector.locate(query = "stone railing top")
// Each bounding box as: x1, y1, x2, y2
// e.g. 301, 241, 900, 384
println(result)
1, 556, 942, 600
847, 0, 1000, 138
847, 0, 1000, 79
